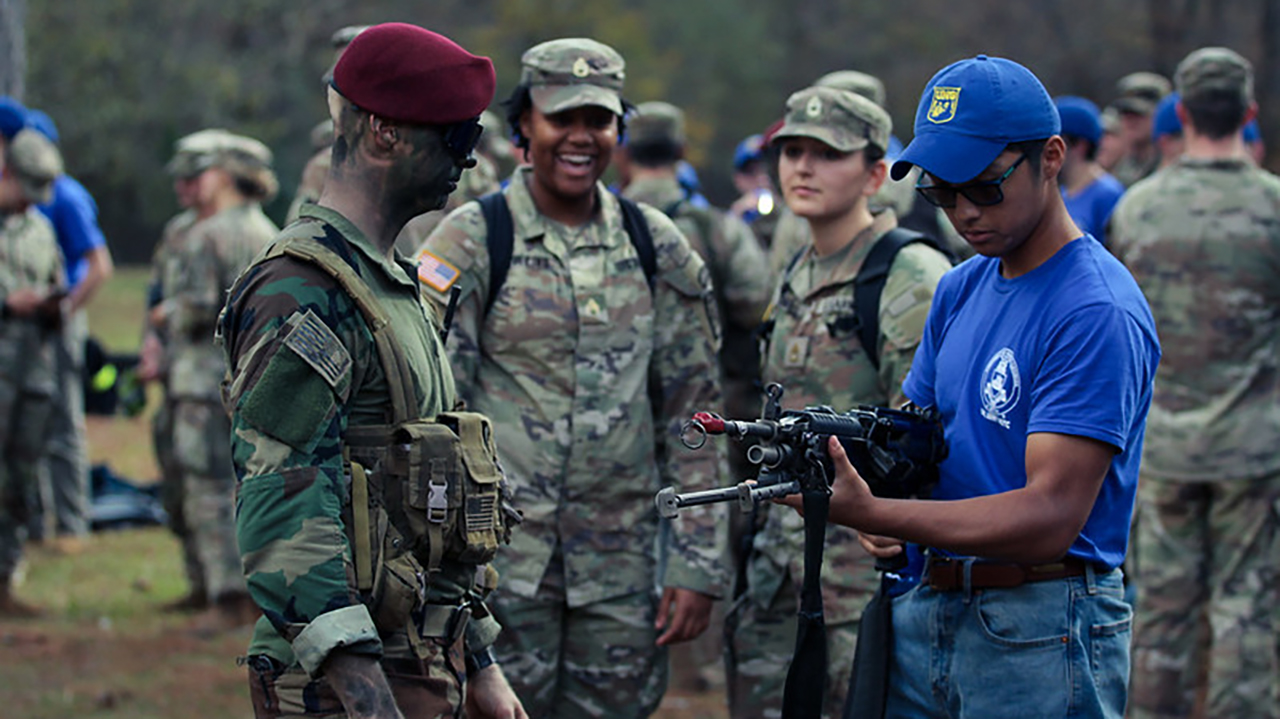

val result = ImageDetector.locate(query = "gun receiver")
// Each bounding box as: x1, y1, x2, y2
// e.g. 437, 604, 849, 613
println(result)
656, 383, 946, 519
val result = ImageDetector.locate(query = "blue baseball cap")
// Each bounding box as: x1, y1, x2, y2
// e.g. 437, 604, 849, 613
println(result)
733, 134, 765, 171
891, 55, 1060, 183
0, 96, 28, 140
1151, 93, 1182, 139
1244, 118, 1261, 143
1055, 96, 1102, 145
25, 109, 58, 145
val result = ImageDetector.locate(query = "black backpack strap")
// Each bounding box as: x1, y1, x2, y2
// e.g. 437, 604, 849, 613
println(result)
483, 192, 657, 313
854, 228, 941, 370
617, 196, 657, 291
478, 192, 514, 314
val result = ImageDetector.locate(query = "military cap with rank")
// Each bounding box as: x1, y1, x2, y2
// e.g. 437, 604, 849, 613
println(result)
332, 22, 496, 126
771, 85, 891, 154
891, 55, 1059, 183
521, 38, 626, 116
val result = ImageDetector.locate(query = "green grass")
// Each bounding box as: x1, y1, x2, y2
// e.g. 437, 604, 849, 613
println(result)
86, 265, 150, 355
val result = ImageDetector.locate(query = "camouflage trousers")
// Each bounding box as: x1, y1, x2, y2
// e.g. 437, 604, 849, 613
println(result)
171, 398, 244, 601
0, 384, 53, 582
154, 395, 205, 599
247, 634, 465, 718
1129, 472, 1280, 719
489, 550, 667, 719
725, 572, 858, 719
34, 310, 89, 538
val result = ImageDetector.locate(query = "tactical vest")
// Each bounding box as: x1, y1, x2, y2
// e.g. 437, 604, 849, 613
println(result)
262, 235, 513, 648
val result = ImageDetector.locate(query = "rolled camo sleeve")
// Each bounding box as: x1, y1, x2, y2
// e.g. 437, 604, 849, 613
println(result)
222, 260, 381, 675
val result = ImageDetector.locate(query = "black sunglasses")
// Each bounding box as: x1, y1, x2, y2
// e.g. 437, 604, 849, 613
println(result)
915, 153, 1027, 208
439, 118, 485, 167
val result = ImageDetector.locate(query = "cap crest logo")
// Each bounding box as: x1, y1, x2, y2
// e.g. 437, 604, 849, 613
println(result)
572, 57, 591, 78
805, 96, 823, 118
928, 86, 961, 124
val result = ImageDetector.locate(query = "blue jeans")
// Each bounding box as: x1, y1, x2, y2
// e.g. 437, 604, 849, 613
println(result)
886, 565, 1131, 718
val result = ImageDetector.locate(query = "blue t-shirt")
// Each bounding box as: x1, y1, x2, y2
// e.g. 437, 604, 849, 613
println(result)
1062, 173, 1125, 248
902, 236, 1159, 570
36, 175, 107, 290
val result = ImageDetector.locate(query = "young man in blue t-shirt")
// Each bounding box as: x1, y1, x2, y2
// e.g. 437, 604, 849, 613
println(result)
784, 56, 1161, 718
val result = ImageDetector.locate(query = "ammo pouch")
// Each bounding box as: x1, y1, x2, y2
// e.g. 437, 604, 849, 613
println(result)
392, 411, 509, 569
345, 412, 511, 637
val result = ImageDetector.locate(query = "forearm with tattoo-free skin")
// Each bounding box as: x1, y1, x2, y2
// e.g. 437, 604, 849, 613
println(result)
788, 432, 1115, 564
322, 651, 404, 719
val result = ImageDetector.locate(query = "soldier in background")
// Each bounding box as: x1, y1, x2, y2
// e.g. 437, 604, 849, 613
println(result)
727, 86, 951, 718
619, 101, 771, 693
0, 130, 66, 617
149, 129, 278, 630
1111, 47, 1280, 719
1108, 71, 1172, 187
285, 25, 368, 223
620, 101, 770, 437
136, 135, 209, 611
419, 37, 727, 718
20, 108, 115, 553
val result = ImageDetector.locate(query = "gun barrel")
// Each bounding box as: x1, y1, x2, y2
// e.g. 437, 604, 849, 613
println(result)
745, 480, 802, 507
654, 485, 743, 519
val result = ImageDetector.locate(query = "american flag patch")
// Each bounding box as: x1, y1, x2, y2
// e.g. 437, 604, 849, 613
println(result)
417, 250, 460, 292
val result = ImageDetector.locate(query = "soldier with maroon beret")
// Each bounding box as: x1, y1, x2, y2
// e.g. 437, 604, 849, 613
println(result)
219, 23, 526, 719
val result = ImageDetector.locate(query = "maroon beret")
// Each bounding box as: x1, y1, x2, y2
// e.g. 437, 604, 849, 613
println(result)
332, 23, 495, 125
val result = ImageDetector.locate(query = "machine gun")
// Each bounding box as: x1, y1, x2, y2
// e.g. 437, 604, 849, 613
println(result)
655, 383, 947, 519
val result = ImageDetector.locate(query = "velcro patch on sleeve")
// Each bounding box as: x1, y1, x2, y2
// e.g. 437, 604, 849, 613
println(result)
283, 309, 351, 391
417, 250, 460, 293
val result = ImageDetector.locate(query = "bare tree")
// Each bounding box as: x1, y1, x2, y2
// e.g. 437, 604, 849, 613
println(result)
0, 0, 25, 99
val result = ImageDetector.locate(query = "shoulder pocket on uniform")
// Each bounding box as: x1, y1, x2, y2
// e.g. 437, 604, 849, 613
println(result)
661, 253, 721, 345
238, 310, 351, 452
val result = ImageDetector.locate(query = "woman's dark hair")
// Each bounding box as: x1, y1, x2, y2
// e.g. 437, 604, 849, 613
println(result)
502, 83, 633, 150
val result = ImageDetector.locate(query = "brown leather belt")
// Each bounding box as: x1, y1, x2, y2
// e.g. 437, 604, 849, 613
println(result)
927, 557, 1091, 591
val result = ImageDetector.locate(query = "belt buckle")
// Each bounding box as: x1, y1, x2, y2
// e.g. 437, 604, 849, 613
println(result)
927, 558, 958, 591
427, 479, 449, 523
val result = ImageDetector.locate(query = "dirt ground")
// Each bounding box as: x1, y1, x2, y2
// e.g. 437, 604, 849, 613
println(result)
0, 412, 730, 718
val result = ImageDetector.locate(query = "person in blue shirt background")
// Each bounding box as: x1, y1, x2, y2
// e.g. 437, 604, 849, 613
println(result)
14, 102, 115, 548
1055, 96, 1126, 247
784, 55, 1160, 718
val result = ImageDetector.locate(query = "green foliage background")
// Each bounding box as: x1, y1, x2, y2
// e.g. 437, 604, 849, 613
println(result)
25, 0, 1280, 263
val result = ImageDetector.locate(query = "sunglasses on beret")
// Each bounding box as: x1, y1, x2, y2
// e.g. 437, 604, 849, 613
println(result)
914, 153, 1026, 209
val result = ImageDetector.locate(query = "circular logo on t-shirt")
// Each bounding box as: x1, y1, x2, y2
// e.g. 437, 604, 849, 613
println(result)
980, 347, 1020, 429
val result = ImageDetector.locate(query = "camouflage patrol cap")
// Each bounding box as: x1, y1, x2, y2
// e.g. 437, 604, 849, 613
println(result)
331, 25, 371, 49
5, 129, 63, 204
322, 25, 372, 85
628, 101, 685, 147
1112, 71, 1172, 115
815, 70, 886, 108
772, 86, 891, 154
1176, 46, 1253, 106
167, 129, 278, 200
167, 128, 231, 178
520, 38, 626, 116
